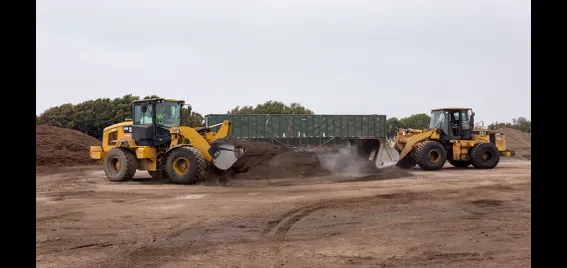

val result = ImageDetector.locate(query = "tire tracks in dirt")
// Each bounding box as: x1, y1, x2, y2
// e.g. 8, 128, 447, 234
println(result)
258, 201, 334, 267
256, 193, 415, 267
93, 189, 486, 267
260, 202, 331, 241
259, 191, 419, 242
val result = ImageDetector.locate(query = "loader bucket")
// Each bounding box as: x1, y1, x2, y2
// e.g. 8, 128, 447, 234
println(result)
349, 138, 400, 169
208, 139, 245, 170
369, 140, 400, 169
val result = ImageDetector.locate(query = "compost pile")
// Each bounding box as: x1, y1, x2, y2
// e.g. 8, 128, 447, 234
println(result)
231, 141, 331, 180
497, 127, 531, 160
36, 125, 102, 167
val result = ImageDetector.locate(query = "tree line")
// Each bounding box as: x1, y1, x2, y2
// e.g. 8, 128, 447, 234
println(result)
36, 96, 315, 139
36, 95, 205, 139
386, 115, 531, 137
487, 117, 531, 133
228, 101, 314, 115
36, 95, 529, 139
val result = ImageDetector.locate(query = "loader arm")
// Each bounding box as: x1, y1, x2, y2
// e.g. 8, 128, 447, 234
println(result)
395, 129, 436, 160
200, 120, 233, 144
169, 126, 214, 162
169, 123, 243, 171
211, 120, 232, 140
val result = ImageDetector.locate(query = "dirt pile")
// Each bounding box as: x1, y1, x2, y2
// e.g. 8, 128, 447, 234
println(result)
497, 127, 531, 159
36, 125, 102, 167
231, 141, 331, 180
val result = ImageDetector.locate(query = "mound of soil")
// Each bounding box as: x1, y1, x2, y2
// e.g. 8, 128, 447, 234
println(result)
36, 125, 102, 167
230, 141, 411, 180
231, 141, 330, 180
496, 128, 531, 159
231, 141, 283, 173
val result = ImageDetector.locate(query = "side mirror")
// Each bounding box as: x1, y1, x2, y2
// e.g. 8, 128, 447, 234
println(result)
186, 104, 192, 115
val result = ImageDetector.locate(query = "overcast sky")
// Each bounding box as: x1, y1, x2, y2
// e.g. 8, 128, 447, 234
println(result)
36, 0, 530, 124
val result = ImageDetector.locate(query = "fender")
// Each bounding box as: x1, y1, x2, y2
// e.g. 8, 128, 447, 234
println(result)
163, 144, 193, 158
113, 139, 136, 148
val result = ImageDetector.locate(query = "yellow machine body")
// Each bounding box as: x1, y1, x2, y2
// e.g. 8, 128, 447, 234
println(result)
394, 128, 515, 162
89, 98, 244, 185
392, 108, 516, 171
90, 120, 234, 172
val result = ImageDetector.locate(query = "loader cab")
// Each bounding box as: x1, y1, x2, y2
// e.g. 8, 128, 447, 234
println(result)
429, 108, 475, 141
131, 98, 185, 146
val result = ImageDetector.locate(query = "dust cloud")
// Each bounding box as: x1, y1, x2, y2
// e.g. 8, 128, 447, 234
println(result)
317, 146, 377, 177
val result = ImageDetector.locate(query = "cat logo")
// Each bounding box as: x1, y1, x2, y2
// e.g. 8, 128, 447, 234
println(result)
123, 126, 133, 133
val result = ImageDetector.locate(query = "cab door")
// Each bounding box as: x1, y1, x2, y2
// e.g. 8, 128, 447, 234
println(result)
460, 110, 473, 140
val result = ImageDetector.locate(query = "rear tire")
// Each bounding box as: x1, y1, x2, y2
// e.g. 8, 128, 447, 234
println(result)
166, 147, 208, 184
103, 148, 137, 182
448, 160, 471, 168
396, 155, 417, 169
413, 141, 447, 171
470, 143, 500, 169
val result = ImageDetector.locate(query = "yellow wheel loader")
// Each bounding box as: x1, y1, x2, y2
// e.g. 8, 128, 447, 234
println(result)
89, 98, 244, 184
393, 108, 515, 171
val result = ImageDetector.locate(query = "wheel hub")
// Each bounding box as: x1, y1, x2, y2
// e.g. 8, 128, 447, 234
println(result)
173, 158, 190, 176
110, 158, 121, 172
482, 152, 492, 162
429, 150, 441, 163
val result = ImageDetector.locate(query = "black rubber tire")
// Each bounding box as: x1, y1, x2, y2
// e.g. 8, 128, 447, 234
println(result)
149, 155, 168, 180
470, 143, 500, 169
413, 141, 447, 171
103, 148, 137, 182
396, 155, 417, 169
448, 160, 471, 168
148, 170, 168, 180
166, 147, 208, 184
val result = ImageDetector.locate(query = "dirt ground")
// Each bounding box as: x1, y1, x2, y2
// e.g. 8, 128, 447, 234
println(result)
36, 159, 531, 268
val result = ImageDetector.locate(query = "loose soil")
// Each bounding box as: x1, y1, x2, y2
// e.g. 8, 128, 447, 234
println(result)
36, 125, 102, 167
36, 159, 531, 268
34, 130, 344, 181
35, 125, 531, 183
231, 141, 331, 180
497, 128, 531, 159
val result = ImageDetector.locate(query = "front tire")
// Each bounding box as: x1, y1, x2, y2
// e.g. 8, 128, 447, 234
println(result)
396, 155, 417, 169
166, 147, 207, 184
413, 141, 447, 171
470, 143, 500, 169
103, 148, 137, 182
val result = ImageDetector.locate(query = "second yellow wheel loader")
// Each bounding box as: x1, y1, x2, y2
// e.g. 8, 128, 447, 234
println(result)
90, 98, 246, 184
392, 108, 516, 171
